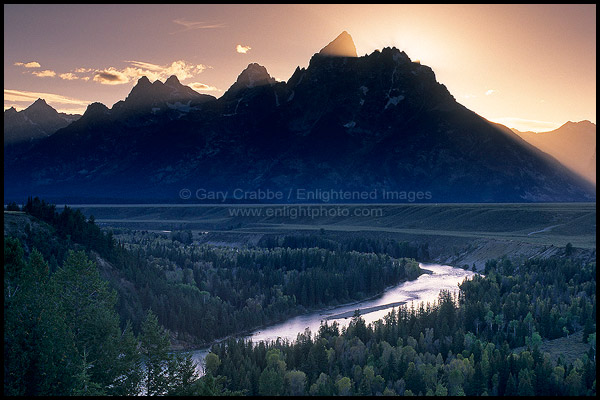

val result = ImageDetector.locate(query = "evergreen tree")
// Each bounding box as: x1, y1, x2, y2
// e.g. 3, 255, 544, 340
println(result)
140, 309, 171, 395
166, 352, 200, 395
73, 348, 105, 396
49, 250, 125, 393
4, 244, 77, 395
111, 321, 143, 396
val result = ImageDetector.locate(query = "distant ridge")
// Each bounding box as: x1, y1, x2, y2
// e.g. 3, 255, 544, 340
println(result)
513, 120, 596, 185
4, 99, 80, 146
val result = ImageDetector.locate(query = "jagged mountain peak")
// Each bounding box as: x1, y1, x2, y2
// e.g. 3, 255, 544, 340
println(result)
165, 74, 181, 87
380, 46, 412, 63
117, 74, 211, 113
31, 98, 48, 106
318, 31, 357, 57
222, 63, 276, 99
83, 102, 110, 117
136, 76, 152, 86
4, 98, 79, 146
236, 63, 275, 88
26, 98, 56, 113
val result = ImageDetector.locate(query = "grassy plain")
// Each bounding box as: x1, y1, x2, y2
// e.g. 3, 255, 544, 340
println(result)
61, 202, 595, 270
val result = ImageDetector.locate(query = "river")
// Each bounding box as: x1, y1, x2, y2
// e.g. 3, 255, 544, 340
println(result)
188, 263, 476, 374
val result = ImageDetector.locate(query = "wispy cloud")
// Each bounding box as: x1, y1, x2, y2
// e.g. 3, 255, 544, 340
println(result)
4, 89, 90, 105
4, 89, 91, 114
485, 89, 497, 96
170, 18, 226, 34
125, 60, 167, 72
32, 70, 56, 78
14, 61, 41, 68
236, 44, 251, 54
188, 82, 221, 92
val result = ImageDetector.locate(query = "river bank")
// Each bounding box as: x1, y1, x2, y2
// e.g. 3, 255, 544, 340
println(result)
183, 263, 475, 372
170, 265, 433, 351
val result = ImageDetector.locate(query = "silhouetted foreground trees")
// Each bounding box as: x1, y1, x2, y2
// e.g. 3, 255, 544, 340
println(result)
4, 240, 204, 395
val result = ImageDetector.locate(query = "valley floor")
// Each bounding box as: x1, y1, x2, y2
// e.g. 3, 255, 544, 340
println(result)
64, 202, 596, 271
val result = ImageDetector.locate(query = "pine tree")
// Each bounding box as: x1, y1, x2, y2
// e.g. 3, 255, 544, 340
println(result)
111, 321, 143, 396
73, 348, 105, 396
49, 250, 123, 392
505, 372, 518, 396
166, 352, 200, 395
140, 309, 171, 395
4, 244, 78, 395
517, 369, 535, 396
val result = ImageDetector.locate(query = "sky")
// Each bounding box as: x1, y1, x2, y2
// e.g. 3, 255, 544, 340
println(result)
4, 4, 596, 132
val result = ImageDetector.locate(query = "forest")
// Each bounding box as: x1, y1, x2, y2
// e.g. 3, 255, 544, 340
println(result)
3, 198, 596, 396
207, 255, 596, 395
6, 198, 423, 344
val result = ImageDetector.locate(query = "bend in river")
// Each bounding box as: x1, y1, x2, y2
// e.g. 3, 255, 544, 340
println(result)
190, 263, 476, 373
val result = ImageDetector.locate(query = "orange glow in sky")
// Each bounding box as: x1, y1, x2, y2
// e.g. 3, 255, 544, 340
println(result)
4, 4, 596, 132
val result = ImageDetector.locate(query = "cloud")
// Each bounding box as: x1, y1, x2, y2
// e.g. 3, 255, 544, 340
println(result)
170, 18, 226, 34
125, 60, 167, 72
4, 89, 90, 105
4, 88, 91, 114
59, 72, 79, 80
188, 82, 221, 92
14, 61, 41, 68
236, 44, 251, 54
31, 70, 56, 78
93, 68, 130, 85
92, 60, 208, 85
485, 89, 497, 96
126, 60, 207, 81
38, 60, 209, 87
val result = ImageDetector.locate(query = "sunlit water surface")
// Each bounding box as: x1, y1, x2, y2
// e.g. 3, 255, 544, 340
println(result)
189, 263, 476, 373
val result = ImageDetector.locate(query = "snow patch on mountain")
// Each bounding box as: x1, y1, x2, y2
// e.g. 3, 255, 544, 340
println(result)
385, 95, 405, 109
167, 101, 193, 112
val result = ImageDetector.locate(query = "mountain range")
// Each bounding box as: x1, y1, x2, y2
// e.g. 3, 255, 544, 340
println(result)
512, 121, 596, 185
4, 98, 80, 146
3, 32, 596, 203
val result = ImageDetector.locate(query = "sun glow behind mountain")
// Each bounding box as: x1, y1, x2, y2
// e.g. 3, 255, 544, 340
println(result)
3, 4, 596, 131
318, 31, 358, 57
